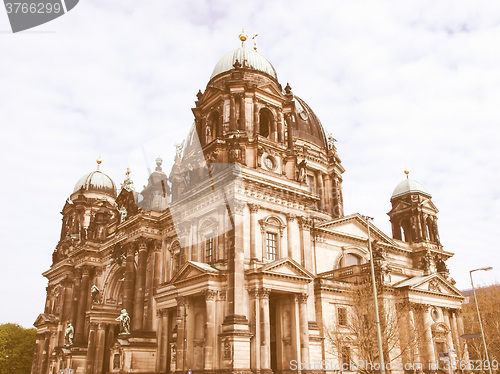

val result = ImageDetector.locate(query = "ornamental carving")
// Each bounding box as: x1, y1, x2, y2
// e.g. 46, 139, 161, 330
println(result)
248, 203, 260, 213
259, 288, 271, 299
428, 279, 441, 293
203, 289, 218, 301
297, 293, 308, 304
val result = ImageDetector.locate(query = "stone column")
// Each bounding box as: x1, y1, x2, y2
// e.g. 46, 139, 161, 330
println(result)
176, 297, 187, 371
191, 221, 199, 262
250, 289, 261, 372
133, 239, 148, 331
59, 278, 73, 346
298, 293, 310, 365
240, 94, 246, 131
230, 95, 236, 132
254, 102, 260, 136
298, 217, 312, 269
204, 290, 217, 370
85, 323, 97, 374
122, 243, 136, 316
324, 174, 332, 214
423, 307, 435, 365
456, 312, 469, 362
249, 204, 259, 261
450, 310, 462, 360
260, 288, 271, 371
40, 332, 50, 374
286, 214, 295, 259
443, 311, 454, 352
147, 240, 162, 331
162, 310, 170, 372
94, 323, 106, 374
218, 206, 226, 261
293, 294, 302, 366
75, 266, 91, 344
408, 308, 421, 365
70, 271, 81, 327
224, 200, 248, 321
316, 172, 324, 210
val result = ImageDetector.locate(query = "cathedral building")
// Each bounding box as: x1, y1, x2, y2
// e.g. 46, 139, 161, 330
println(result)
32, 34, 468, 374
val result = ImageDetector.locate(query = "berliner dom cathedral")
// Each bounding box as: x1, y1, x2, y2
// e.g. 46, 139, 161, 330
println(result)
31, 34, 468, 374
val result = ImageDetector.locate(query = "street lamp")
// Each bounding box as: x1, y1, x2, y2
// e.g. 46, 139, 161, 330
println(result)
363, 215, 386, 374
469, 266, 493, 374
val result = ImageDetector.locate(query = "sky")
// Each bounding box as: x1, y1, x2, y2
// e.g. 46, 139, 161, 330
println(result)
0, 0, 499, 328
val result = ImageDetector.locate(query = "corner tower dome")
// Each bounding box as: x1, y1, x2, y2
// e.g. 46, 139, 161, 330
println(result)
210, 47, 277, 81
391, 178, 431, 199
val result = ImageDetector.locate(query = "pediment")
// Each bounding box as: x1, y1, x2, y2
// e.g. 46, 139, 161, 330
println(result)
394, 274, 464, 298
252, 258, 313, 280
200, 87, 224, 106
34, 313, 58, 327
171, 261, 219, 284
318, 214, 395, 246
61, 198, 74, 213
256, 83, 283, 98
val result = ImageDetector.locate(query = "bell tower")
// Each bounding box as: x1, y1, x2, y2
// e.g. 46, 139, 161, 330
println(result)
388, 171, 440, 245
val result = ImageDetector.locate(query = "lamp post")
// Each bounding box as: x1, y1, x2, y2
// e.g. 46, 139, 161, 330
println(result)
469, 266, 493, 374
363, 215, 386, 374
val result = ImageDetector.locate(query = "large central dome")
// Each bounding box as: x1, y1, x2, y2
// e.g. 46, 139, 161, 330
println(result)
210, 47, 278, 80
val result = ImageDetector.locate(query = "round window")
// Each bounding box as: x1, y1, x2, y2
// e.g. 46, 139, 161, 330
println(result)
431, 307, 440, 322
264, 156, 276, 170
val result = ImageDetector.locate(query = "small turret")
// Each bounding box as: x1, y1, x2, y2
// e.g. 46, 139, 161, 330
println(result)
388, 171, 440, 245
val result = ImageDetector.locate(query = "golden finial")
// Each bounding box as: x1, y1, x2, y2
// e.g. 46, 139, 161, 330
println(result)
96, 155, 102, 170
404, 169, 410, 179
239, 28, 247, 47
126, 167, 131, 177
252, 33, 258, 51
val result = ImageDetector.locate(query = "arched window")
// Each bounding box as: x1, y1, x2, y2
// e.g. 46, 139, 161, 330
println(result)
206, 111, 219, 143
401, 219, 412, 243
199, 219, 217, 263
259, 108, 273, 138
337, 251, 364, 268
344, 253, 362, 267
426, 217, 434, 242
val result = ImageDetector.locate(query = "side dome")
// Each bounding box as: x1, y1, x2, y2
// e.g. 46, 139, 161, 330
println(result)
73, 170, 117, 198
291, 96, 327, 148
391, 178, 431, 199
210, 47, 278, 80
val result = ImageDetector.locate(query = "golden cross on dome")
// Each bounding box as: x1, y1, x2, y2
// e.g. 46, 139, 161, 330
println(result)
252, 33, 258, 51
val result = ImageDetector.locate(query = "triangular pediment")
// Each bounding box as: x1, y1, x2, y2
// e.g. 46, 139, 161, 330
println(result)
171, 261, 219, 284
252, 257, 313, 280
394, 274, 464, 298
34, 313, 58, 327
318, 214, 395, 246
256, 83, 283, 99
200, 87, 224, 105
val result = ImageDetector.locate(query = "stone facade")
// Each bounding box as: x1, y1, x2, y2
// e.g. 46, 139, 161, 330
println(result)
31, 38, 467, 374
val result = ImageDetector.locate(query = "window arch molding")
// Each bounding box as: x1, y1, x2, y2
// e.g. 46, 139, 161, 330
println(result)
169, 240, 183, 277
336, 246, 368, 269
259, 215, 285, 261
198, 218, 218, 263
